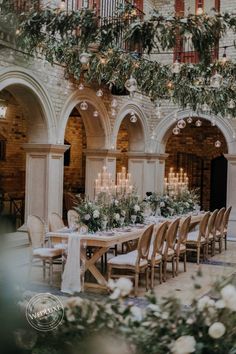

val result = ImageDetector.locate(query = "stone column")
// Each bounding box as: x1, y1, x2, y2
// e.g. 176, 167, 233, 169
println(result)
224, 154, 236, 238
127, 152, 169, 198
84, 149, 119, 200
23, 144, 69, 225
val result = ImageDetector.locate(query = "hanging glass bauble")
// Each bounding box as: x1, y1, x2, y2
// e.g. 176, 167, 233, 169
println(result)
93, 110, 99, 117
211, 120, 216, 126
130, 113, 138, 123
111, 98, 118, 108
215, 140, 221, 148
210, 72, 223, 89
171, 60, 181, 74
195, 119, 202, 127
79, 52, 91, 65
59, 0, 66, 10
78, 83, 84, 90
125, 76, 138, 93
187, 116, 193, 124
228, 99, 235, 109
96, 89, 103, 97
80, 101, 88, 111
111, 108, 116, 117
173, 126, 180, 135
202, 103, 209, 112
177, 119, 186, 129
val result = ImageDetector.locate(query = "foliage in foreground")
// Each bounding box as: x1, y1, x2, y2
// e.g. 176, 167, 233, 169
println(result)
15, 276, 236, 354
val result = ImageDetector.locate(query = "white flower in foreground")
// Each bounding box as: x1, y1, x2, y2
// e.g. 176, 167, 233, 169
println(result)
134, 204, 140, 212
197, 296, 215, 311
116, 278, 133, 296
172, 335, 196, 354
215, 299, 225, 309
130, 306, 143, 322
114, 213, 120, 221
221, 284, 236, 311
84, 214, 91, 221
160, 202, 165, 207
208, 322, 226, 339
93, 209, 100, 219
65, 297, 83, 308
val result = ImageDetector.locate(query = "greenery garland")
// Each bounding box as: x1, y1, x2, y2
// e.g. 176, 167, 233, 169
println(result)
2, 2, 236, 117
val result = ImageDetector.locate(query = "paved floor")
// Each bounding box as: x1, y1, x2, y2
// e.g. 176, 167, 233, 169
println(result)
2, 235, 236, 306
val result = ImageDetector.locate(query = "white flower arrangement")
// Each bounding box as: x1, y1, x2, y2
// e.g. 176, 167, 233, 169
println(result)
171, 335, 196, 354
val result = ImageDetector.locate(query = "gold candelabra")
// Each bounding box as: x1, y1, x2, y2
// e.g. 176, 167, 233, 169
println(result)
164, 167, 189, 196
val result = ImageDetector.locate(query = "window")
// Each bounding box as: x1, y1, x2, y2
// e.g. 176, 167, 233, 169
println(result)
64, 140, 71, 167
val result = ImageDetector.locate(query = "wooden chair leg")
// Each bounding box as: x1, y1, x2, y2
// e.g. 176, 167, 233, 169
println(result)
176, 256, 179, 276
172, 258, 175, 278
134, 272, 139, 297
163, 260, 167, 282
49, 260, 53, 285
219, 238, 222, 253
107, 265, 112, 281
43, 260, 46, 280
28, 258, 33, 282
159, 262, 163, 284
151, 265, 154, 289
225, 235, 227, 250
197, 246, 200, 265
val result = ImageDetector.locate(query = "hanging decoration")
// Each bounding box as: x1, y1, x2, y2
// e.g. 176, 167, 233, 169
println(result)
93, 110, 99, 117
0, 99, 7, 119
195, 119, 202, 127
6, 3, 236, 118
173, 126, 180, 135
177, 119, 186, 129
78, 83, 84, 90
96, 89, 103, 97
215, 140, 222, 148
80, 101, 88, 111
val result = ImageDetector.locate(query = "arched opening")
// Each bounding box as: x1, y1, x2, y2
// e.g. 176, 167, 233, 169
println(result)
165, 117, 228, 210
0, 82, 49, 228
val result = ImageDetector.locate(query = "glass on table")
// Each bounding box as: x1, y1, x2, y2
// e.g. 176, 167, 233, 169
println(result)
131, 215, 137, 226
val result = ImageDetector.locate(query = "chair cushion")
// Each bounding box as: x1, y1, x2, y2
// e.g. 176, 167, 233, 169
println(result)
175, 243, 186, 251
162, 241, 175, 256
33, 247, 64, 258
148, 246, 162, 261
187, 232, 205, 243
108, 250, 148, 267
53, 243, 68, 250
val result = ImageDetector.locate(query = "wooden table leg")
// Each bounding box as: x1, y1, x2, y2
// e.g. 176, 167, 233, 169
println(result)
81, 247, 110, 287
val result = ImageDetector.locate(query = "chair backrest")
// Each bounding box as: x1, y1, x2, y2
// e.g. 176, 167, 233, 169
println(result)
206, 209, 218, 239
27, 215, 45, 249
164, 218, 180, 254
222, 206, 232, 231
177, 215, 191, 246
136, 224, 154, 262
49, 212, 65, 232
64, 192, 77, 212
199, 212, 211, 239
151, 221, 168, 260
215, 207, 226, 232
67, 209, 79, 229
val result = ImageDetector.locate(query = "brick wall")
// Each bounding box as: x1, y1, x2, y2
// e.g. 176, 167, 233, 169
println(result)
165, 119, 228, 210
116, 119, 129, 173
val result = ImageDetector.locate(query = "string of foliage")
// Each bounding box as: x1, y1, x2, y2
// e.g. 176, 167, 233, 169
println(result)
2, 1, 236, 117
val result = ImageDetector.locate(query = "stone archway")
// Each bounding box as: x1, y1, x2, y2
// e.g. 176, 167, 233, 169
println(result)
0, 66, 59, 227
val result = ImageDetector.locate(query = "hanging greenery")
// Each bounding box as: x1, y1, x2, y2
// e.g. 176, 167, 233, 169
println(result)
3, 2, 236, 117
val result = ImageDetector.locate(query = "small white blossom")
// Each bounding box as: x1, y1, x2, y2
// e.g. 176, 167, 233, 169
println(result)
172, 335, 196, 354
221, 284, 236, 311
65, 297, 83, 308
215, 300, 225, 309
84, 214, 91, 221
160, 202, 165, 207
114, 213, 120, 221
197, 296, 215, 311
116, 278, 133, 296
130, 306, 143, 322
208, 322, 226, 339
93, 210, 100, 219
134, 204, 140, 212
114, 199, 119, 206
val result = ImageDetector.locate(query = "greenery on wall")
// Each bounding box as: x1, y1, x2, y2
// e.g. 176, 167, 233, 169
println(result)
2, 2, 236, 117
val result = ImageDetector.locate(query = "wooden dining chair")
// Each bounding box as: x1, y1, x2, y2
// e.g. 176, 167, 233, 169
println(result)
186, 212, 210, 264
148, 221, 169, 288
175, 215, 191, 275
107, 224, 154, 296
49, 212, 65, 232
221, 206, 232, 250
205, 209, 218, 256
27, 215, 65, 285
67, 209, 79, 229
214, 207, 226, 253
162, 218, 180, 282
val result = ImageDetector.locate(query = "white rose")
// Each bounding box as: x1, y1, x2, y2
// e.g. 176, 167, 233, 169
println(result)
215, 300, 225, 309
208, 322, 226, 339
93, 210, 100, 219
130, 306, 143, 322
114, 199, 119, 206
172, 335, 196, 354
197, 296, 215, 311
84, 214, 91, 221
116, 278, 133, 296
221, 284, 236, 311
114, 213, 120, 221
185, 202, 190, 207
66, 297, 83, 308
160, 202, 165, 207
121, 210, 126, 216
147, 304, 160, 313
134, 204, 140, 212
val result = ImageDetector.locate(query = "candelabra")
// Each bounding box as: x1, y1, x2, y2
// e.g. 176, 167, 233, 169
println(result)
94, 166, 133, 198
164, 167, 189, 196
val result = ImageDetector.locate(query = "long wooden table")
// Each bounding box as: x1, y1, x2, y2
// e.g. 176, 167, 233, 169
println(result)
47, 213, 205, 291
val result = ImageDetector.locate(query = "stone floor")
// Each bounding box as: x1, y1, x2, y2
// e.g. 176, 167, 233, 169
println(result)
3, 233, 236, 307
